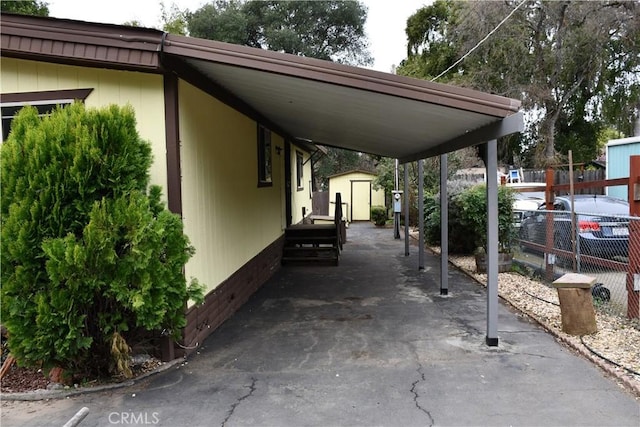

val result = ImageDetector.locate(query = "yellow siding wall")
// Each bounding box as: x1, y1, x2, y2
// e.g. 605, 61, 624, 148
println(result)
329, 172, 385, 221
179, 81, 285, 293
1, 58, 167, 190
290, 144, 313, 224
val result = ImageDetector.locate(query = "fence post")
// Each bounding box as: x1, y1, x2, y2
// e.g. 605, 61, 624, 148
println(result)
626, 156, 640, 319
545, 168, 555, 282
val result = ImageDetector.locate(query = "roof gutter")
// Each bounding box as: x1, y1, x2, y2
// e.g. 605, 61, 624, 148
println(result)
0, 13, 163, 71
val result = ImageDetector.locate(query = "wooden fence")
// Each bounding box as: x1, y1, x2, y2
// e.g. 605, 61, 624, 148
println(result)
522, 169, 606, 195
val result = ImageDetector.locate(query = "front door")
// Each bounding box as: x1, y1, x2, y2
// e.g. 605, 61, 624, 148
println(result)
351, 180, 372, 221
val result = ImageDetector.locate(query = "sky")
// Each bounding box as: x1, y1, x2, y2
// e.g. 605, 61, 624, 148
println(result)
46, 0, 432, 73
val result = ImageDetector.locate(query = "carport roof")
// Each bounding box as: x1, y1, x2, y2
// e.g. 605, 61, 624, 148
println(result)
1, 13, 523, 162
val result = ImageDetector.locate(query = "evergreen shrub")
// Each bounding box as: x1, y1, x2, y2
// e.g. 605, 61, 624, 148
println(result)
370, 205, 388, 226
1, 103, 203, 378
457, 184, 516, 253
423, 182, 515, 254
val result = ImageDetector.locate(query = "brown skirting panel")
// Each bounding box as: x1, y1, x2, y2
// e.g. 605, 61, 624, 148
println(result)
176, 235, 285, 358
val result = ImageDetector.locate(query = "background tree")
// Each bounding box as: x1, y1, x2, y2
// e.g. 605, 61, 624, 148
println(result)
187, 0, 372, 65
123, 20, 143, 27
187, 0, 250, 44
160, 1, 189, 35
0, 0, 49, 16
398, 0, 640, 168
402, 0, 461, 80
313, 147, 377, 191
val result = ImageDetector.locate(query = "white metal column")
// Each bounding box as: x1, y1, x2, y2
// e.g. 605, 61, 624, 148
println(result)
485, 139, 499, 346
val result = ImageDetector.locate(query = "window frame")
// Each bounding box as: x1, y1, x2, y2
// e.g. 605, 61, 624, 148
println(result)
1, 89, 93, 142
296, 150, 304, 191
257, 124, 273, 187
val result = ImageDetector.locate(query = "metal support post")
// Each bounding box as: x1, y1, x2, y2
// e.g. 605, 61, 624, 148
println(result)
440, 154, 448, 295
394, 159, 401, 239
485, 140, 499, 346
418, 159, 425, 270
404, 162, 410, 256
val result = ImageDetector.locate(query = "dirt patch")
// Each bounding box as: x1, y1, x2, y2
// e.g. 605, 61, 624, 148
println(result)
0, 355, 163, 394
1, 365, 50, 393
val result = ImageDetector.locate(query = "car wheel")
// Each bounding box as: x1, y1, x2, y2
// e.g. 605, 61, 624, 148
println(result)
592, 283, 611, 303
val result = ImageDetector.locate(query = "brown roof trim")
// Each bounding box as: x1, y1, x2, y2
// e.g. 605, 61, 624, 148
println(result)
163, 35, 520, 118
0, 88, 93, 103
1, 13, 163, 71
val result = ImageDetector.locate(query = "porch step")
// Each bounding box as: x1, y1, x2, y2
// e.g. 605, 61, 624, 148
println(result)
284, 236, 337, 245
282, 246, 339, 266
282, 224, 340, 266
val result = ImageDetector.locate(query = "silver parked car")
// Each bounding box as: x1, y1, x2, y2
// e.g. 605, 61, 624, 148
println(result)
519, 195, 630, 259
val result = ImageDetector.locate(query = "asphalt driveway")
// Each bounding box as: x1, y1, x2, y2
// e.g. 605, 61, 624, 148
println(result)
2, 222, 639, 426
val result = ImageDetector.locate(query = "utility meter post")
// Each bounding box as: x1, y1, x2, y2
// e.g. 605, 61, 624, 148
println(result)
392, 190, 403, 239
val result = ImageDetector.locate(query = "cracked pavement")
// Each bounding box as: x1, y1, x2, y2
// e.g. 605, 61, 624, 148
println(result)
2, 222, 639, 426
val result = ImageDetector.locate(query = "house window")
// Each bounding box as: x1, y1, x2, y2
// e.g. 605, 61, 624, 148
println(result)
1, 89, 93, 142
257, 124, 272, 187
296, 151, 304, 191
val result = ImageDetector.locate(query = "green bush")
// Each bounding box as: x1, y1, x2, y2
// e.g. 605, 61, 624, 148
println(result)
371, 205, 388, 226
1, 103, 203, 378
423, 183, 516, 254
424, 195, 478, 254
456, 184, 516, 253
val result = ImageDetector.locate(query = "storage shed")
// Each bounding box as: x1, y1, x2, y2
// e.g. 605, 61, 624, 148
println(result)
328, 170, 385, 222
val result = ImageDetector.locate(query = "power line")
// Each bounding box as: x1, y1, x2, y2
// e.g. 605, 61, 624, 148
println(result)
431, 0, 528, 82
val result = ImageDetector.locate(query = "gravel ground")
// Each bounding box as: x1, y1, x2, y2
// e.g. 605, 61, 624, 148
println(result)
435, 248, 640, 396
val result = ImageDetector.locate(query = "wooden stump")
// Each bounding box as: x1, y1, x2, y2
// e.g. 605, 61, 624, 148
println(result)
552, 273, 597, 336
0, 355, 16, 380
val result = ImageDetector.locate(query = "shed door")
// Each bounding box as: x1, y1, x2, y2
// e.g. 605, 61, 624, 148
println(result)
351, 180, 372, 221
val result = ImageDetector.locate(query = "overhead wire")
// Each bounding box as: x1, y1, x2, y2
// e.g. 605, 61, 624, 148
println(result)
431, 0, 528, 82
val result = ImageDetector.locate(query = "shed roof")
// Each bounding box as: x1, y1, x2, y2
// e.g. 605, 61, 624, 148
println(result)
1, 13, 523, 163
328, 170, 378, 179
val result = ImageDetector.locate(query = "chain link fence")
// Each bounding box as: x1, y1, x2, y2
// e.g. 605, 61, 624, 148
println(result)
515, 206, 639, 320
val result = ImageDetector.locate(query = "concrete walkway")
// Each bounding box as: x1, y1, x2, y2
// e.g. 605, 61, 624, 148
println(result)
2, 222, 639, 426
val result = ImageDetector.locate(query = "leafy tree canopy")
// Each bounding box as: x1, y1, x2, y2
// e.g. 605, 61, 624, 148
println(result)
0, 0, 49, 16
314, 147, 377, 191
398, 0, 640, 168
160, 1, 189, 35
187, 0, 372, 65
